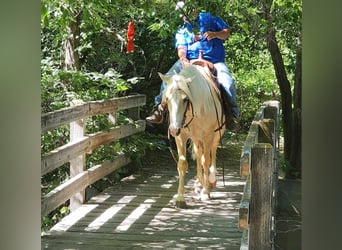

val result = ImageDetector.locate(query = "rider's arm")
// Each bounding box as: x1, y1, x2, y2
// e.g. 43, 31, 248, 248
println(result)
204, 28, 230, 41
177, 46, 190, 67
177, 46, 187, 60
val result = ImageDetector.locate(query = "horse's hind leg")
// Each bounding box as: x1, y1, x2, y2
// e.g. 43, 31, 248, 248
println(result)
200, 142, 212, 201
175, 134, 188, 208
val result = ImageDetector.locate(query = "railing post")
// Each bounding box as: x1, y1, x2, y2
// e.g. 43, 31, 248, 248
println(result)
263, 101, 280, 244
249, 143, 274, 250
69, 99, 86, 212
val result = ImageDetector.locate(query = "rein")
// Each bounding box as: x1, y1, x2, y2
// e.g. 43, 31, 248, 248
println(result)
182, 100, 194, 129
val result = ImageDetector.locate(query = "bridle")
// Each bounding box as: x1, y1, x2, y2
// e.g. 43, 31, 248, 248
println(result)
182, 98, 194, 129
167, 96, 194, 165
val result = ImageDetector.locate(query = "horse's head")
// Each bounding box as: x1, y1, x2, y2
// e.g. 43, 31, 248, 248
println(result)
159, 72, 194, 137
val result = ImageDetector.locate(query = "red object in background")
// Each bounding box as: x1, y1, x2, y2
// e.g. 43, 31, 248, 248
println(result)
126, 22, 135, 53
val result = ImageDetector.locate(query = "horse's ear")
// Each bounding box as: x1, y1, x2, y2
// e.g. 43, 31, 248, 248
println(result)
158, 72, 172, 84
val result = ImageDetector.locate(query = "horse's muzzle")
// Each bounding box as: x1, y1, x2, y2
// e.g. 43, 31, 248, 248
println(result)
169, 127, 181, 137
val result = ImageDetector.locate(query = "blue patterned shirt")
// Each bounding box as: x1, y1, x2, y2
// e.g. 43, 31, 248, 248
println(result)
174, 12, 230, 63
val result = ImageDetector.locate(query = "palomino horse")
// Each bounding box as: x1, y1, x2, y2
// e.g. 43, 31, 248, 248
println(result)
159, 64, 225, 208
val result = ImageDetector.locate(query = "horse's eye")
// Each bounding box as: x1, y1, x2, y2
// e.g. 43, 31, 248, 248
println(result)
183, 97, 189, 103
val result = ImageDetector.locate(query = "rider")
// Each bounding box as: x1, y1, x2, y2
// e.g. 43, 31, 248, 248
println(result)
146, 8, 239, 131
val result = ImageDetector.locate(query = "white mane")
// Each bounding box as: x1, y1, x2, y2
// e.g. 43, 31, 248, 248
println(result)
164, 65, 220, 116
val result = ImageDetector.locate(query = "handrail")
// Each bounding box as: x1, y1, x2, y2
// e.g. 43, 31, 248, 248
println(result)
41, 94, 146, 216
238, 100, 280, 250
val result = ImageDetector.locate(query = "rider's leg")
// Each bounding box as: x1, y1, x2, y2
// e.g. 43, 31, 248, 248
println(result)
214, 62, 240, 131
146, 59, 183, 124
214, 62, 239, 117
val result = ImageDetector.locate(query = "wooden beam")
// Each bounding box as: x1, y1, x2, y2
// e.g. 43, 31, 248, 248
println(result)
238, 174, 251, 230
41, 155, 131, 217
41, 94, 146, 133
249, 143, 273, 249
41, 120, 145, 176
69, 101, 86, 212
240, 121, 259, 177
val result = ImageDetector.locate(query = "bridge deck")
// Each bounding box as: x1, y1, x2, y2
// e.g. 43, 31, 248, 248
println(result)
42, 144, 244, 249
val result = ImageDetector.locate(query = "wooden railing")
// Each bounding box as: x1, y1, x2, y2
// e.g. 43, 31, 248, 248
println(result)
41, 94, 146, 217
238, 100, 280, 250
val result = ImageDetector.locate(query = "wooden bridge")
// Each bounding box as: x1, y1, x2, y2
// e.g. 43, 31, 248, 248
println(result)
41, 95, 280, 249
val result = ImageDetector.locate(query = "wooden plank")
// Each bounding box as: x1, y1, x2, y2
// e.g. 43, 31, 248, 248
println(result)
41, 104, 89, 133
69, 102, 86, 212
85, 120, 146, 151
240, 117, 275, 177
240, 100, 278, 165
41, 155, 131, 216
240, 229, 249, 250
249, 143, 273, 250
258, 118, 275, 146
42, 171, 88, 217
42, 140, 245, 249
41, 94, 146, 132
41, 120, 145, 176
253, 106, 265, 121
42, 230, 242, 249
240, 121, 259, 177
89, 94, 145, 115
42, 159, 244, 249
238, 174, 251, 230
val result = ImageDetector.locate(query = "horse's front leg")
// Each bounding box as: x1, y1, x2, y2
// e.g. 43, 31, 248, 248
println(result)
200, 142, 212, 201
175, 134, 188, 208
209, 131, 222, 189
192, 141, 203, 194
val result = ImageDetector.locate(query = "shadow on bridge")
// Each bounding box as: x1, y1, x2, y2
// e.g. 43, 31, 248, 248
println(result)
42, 143, 245, 249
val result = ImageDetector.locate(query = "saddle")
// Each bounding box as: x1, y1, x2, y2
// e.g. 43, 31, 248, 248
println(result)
190, 50, 216, 76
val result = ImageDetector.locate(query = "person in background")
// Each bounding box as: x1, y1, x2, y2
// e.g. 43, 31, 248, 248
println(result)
146, 7, 239, 131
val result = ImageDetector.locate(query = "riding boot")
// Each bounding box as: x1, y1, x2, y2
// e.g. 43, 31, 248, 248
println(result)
146, 103, 167, 124
225, 114, 239, 132
219, 86, 239, 132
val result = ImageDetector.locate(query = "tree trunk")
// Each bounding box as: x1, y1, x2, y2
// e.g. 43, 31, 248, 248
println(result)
262, 1, 301, 178
62, 10, 81, 70
290, 32, 302, 177
266, 28, 293, 164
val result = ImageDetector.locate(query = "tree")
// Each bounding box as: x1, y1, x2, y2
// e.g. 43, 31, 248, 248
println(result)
224, 0, 302, 177
262, 0, 302, 176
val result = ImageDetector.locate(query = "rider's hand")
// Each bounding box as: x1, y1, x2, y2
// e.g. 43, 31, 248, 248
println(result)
203, 31, 216, 41
180, 57, 190, 68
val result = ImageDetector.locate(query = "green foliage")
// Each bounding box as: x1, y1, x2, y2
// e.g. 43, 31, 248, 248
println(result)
235, 61, 280, 131
41, 0, 301, 232
41, 57, 138, 113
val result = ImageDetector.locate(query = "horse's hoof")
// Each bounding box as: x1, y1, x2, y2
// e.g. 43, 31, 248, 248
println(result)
200, 190, 210, 201
175, 200, 187, 209
209, 180, 217, 189
194, 186, 201, 194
